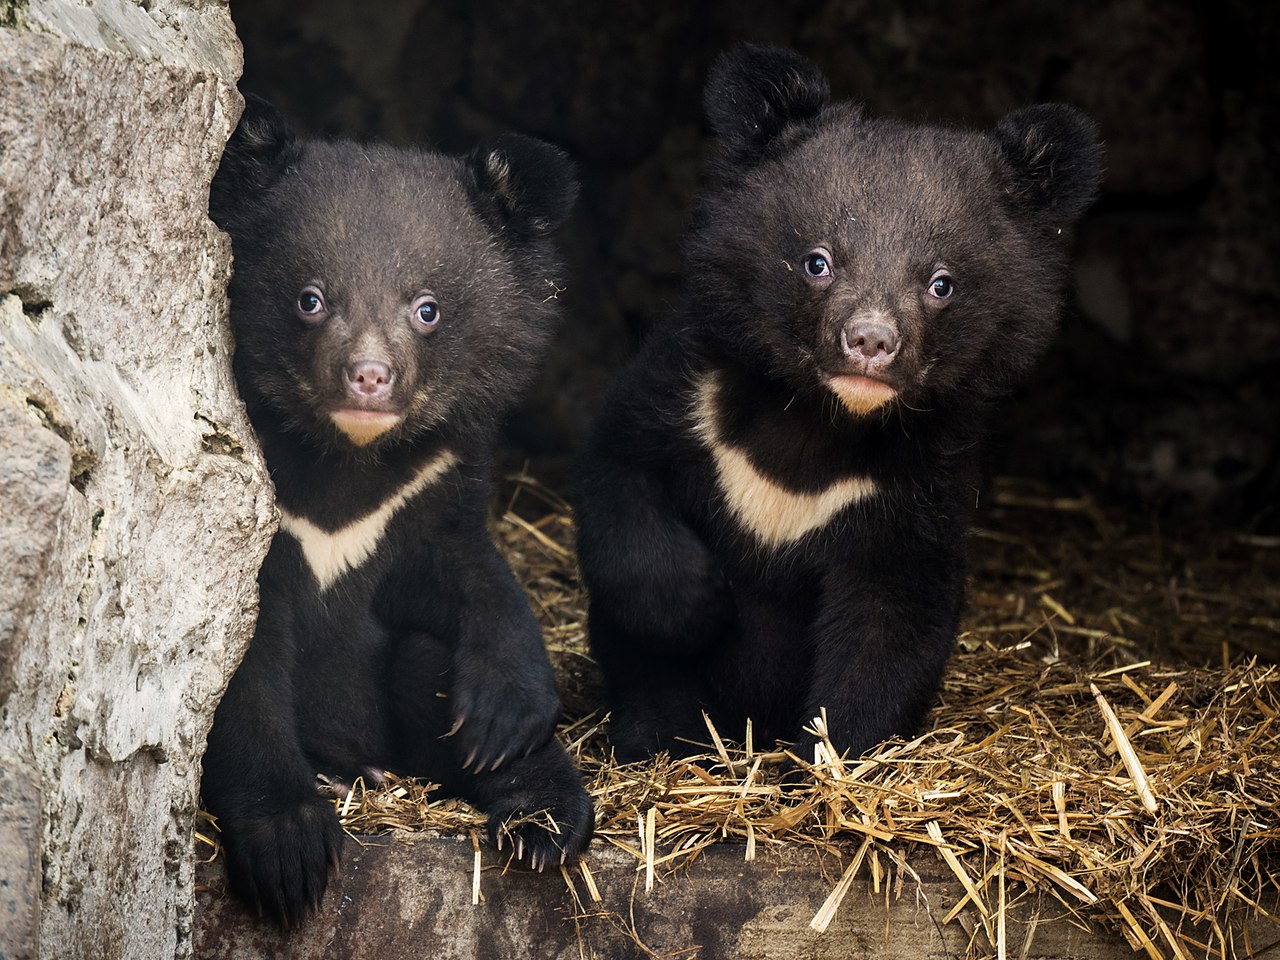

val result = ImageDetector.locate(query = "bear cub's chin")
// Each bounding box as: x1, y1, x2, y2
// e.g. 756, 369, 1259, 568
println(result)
825, 374, 897, 416
329, 409, 403, 446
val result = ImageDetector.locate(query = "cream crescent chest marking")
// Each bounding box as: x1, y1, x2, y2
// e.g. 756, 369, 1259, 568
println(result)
690, 373, 877, 548
278, 449, 459, 592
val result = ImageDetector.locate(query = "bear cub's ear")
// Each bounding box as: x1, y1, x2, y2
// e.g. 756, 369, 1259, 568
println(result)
993, 104, 1104, 222
704, 44, 832, 166
466, 134, 579, 238
210, 94, 300, 228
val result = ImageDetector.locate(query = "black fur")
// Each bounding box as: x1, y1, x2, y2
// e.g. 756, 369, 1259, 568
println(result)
575, 45, 1103, 763
203, 96, 591, 927
466, 133, 581, 238
703, 45, 832, 170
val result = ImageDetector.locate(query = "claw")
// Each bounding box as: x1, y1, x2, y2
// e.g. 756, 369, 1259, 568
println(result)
516, 838, 524, 861
443, 714, 465, 738
489, 752, 508, 772
496, 830, 504, 852
464, 747, 478, 770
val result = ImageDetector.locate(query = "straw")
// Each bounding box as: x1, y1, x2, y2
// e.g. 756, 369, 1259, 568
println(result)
201, 473, 1280, 957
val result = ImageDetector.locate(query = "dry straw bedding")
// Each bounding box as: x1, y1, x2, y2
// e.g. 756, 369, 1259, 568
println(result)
201, 475, 1280, 958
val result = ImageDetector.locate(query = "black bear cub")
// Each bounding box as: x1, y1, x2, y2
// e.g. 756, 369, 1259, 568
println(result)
575, 46, 1102, 764
204, 96, 593, 926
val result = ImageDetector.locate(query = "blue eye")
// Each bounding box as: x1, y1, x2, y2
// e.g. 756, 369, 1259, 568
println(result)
295, 286, 326, 320
411, 294, 440, 332
928, 272, 955, 300
804, 250, 832, 278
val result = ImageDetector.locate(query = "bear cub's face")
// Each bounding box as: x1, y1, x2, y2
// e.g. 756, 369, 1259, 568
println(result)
210, 97, 577, 451
694, 47, 1103, 415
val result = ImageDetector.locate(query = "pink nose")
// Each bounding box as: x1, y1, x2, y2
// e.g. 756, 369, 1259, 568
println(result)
842, 321, 900, 363
345, 360, 394, 399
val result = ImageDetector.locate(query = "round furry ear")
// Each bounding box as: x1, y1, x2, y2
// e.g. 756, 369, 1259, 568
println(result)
209, 94, 300, 228
993, 104, 1103, 222
466, 134, 579, 238
703, 44, 832, 166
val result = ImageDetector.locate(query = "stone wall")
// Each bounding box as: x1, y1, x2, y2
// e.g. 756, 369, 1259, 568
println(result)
232, 0, 1280, 525
0, 3, 270, 958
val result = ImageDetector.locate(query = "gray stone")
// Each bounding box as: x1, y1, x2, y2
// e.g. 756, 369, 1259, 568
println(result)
0, 399, 71, 708
194, 835, 1183, 959
0, 754, 41, 960
1, 5, 270, 959
22, 0, 240, 79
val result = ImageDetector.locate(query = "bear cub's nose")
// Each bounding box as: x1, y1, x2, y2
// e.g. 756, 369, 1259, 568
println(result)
345, 360, 395, 400
842, 320, 900, 364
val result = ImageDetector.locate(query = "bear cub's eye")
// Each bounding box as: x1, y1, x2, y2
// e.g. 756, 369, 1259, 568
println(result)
802, 247, 833, 282
295, 285, 327, 321
411, 294, 441, 333
928, 270, 955, 301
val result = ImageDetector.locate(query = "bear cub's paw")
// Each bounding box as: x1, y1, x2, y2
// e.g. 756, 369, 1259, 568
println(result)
219, 795, 344, 928
486, 783, 595, 872
450, 659, 561, 771
476, 749, 595, 871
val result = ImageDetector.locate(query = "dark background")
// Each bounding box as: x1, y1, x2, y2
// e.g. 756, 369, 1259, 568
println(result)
230, 0, 1280, 531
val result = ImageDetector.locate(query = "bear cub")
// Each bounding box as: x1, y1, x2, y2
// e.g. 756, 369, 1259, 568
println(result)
575, 46, 1103, 763
204, 96, 593, 926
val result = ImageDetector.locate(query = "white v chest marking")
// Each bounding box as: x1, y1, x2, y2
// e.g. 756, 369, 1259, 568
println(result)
278, 449, 459, 592
691, 374, 877, 548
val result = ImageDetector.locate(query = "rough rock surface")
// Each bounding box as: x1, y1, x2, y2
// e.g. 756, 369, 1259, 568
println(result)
0, 755, 41, 960
0, 4, 269, 959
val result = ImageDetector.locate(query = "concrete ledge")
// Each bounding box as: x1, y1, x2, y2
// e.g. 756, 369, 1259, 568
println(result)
194, 834, 1154, 959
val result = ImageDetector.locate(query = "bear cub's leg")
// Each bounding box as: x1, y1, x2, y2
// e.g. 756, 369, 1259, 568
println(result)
203, 93, 594, 926
386, 543, 594, 867
575, 450, 735, 760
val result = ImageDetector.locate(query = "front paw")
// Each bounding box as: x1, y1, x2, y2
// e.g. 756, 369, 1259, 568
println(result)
219, 796, 343, 928
484, 762, 595, 871
450, 660, 560, 772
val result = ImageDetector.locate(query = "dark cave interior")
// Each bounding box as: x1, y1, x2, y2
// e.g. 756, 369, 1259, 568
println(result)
228, 0, 1279, 533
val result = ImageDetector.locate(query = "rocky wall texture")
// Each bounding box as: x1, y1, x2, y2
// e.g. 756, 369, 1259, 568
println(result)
0, 3, 270, 958
232, 0, 1280, 525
